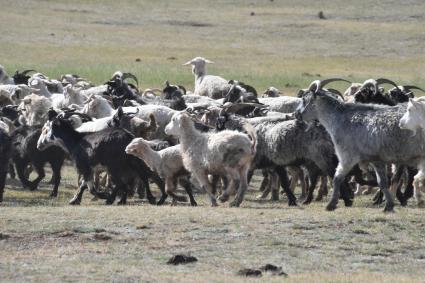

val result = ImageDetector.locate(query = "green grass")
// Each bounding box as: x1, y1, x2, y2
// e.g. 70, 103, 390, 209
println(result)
2, 0, 425, 281
1, 0, 425, 93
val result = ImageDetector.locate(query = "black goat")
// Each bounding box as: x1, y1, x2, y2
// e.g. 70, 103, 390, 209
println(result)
0, 127, 11, 202
12, 69, 36, 85
10, 125, 66, 196
37, 115, 166, 205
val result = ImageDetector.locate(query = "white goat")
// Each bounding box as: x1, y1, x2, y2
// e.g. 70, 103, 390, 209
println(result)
125, 139, 197, 206
183, 57, 230, 99
164, 112, 256, 207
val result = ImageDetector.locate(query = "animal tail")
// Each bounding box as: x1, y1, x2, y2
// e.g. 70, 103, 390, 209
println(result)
243, 122, 257, 155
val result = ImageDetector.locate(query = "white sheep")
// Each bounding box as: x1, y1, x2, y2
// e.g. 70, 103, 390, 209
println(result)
262, 87, 282, 98
183, 57, 230, 99
125, 138, 197, 206
18, 94, 52, 126
0, 65, 14, 85
164, 112, 256, 207
258, 96, 302, 113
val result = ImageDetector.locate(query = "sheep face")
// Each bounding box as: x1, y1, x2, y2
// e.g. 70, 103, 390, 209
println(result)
125, 138, 150, 157
262, 87, 280, 98
399, 99, 425, 135
165, 113, 191, 136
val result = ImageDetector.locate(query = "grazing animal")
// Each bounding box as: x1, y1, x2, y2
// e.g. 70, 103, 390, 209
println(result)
183, 57, 230, 99
165, 112, 256, 206
37, 114, 166, 205
296, 83, 425, 211
0, 127, 11, 202
10, 125, 65, 196
126, 138, 197, 206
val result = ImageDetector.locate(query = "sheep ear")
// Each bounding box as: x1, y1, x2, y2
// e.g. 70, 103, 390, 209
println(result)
204, 59, 214, 64
182, 60, 192, 66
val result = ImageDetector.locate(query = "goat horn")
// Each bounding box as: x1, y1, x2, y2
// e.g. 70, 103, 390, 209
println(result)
402, 85, 425, 93
308, 78, 351, 93
126, 108, 139, 116
327, 88, 345, 101
122, 73, 139, 87
320, 78, 352, 89
307, 80, 321, 92
376, 78, 400, 91
21, 69, 37, 75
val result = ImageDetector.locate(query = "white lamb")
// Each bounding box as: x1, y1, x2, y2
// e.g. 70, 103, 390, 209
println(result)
125, 138, 197, 206
165, 112, 256, 207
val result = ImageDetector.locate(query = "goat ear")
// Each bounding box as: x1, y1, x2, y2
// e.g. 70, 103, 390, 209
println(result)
148, 113, 157, 130
228, 80, 234, 85
47, 109, 57, 121
165, 80, 170, 87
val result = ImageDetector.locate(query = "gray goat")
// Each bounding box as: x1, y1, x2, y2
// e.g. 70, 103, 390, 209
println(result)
296, 82, 425, 212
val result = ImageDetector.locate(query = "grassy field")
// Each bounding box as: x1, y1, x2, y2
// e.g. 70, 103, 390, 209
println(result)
1, 0, 425, 282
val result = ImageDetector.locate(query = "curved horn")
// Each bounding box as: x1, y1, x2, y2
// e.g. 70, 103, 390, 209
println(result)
307, 78, 351, 93
21, 69, 37, 75
122, 72, 139, 87
402, 85, 425, 93
327, 88, 345, 101
307, 80, 321, 92
376, 78, 400, 91
320, 78, 352, 89
125, 107, 139, 116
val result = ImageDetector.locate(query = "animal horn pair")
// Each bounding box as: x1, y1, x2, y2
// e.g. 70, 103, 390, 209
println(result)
308, 78, 351, 92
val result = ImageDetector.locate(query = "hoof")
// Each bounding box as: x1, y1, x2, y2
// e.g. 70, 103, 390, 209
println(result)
288, 200, 297, 206
302, 199, 312, 205
105, 199, 114, 205
326, 202, 337, 211
69, 198, 81, 205
383, 205, 394, 213
190, 201, 198, 207
229, 200, 241, 207
49, 192, 58, 198
344, 199, 353, 207
315, 195, 323, 202
210, 200, 218, 207
147, 197, 156, 205
218, 194, 229, 203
